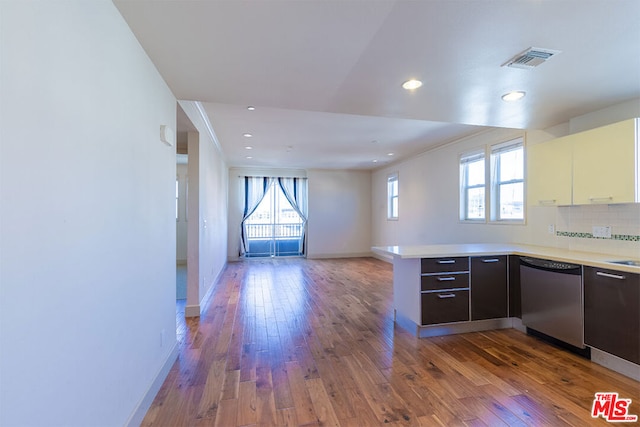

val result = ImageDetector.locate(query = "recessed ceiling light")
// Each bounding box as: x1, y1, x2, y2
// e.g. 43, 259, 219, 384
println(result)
387, 152, 394, 156
402, 79, 423, 90
501, 91, 526, 102
245, 146, 253, 150
372, 159, 378, 163
245, 156, 253, 159
243, 133, 253, 138
247, 106, 255, 111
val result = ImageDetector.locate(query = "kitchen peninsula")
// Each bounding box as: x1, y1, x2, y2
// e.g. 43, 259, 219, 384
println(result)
373, 243, 640, 380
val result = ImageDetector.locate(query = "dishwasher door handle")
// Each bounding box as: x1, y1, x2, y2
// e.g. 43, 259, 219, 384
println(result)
596, 271, 626, 280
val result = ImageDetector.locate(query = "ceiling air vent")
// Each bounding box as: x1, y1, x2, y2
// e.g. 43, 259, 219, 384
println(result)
502, 47, 561, 69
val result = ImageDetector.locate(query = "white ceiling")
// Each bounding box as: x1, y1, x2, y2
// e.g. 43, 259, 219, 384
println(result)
114, 0, 640, 170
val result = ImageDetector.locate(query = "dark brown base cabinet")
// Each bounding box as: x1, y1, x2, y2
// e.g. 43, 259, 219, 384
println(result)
420, 257, 470, 325
471, 256, 508, 320
584, 266, 640, 365
508, 255, 521, 318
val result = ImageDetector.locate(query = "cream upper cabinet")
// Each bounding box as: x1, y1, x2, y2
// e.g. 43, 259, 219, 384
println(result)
527, 135, 573, 206
527, 118, 639, 206
572, 118, 638, 205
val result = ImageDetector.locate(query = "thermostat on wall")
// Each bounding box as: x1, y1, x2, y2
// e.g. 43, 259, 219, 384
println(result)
160, 125, 175, 146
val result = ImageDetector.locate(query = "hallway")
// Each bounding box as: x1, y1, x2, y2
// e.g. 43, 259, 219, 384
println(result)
150, 257, 639, 426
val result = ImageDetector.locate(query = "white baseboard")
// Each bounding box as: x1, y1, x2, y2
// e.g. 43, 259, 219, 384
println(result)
590, 347, 640, 381
307, 251, 373, 259
126, 342, 179, 427
185, 304, 200, 317
371, 252, 393, 263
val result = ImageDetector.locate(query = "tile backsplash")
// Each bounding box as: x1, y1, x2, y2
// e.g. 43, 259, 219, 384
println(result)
525, 204, 640, 258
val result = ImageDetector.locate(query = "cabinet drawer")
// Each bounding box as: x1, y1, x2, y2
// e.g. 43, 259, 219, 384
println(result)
421, 273, 469, 291
421, 290, 469, 325
421, 257, 469, 273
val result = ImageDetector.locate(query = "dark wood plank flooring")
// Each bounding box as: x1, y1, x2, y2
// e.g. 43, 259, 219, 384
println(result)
148, 257, 640, 426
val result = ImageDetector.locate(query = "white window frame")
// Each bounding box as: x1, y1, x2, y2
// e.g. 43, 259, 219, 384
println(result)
490, 138, 525, 223
387, 172, 399, 220
459, 150, 486, 222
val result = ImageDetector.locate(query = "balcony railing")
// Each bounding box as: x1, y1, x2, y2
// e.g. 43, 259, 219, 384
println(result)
245, 222, 303, 239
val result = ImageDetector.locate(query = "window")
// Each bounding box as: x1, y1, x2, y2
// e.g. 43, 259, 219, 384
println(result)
460, 151, 486, 220
387, 173, 399, 220
459, 137, 525, 223
490, 139, 524, 221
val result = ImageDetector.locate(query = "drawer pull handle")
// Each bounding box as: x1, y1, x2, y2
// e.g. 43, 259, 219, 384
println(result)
437, 277, 456, 282
482, 259, 500, 263
538, 199, 556, 205
437, 260, 456, 264
437, 293, 456, 299
596, 271, 626, 280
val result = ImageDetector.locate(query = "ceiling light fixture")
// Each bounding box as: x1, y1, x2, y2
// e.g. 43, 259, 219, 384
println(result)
402, 79, 423, 90
245, 156, 253, 159
243, 133, 253, 138
247, 106, 255, 111
245, 146, 253, 150
501, 91, 526, 102
387, 152, 394, 156
372, 159, 378, 163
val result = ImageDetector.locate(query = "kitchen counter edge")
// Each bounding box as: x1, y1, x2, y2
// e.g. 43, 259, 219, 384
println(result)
371, 243, 640, 274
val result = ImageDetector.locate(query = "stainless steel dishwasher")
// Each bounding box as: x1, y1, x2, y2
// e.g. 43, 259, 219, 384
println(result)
520, 257, 585, 349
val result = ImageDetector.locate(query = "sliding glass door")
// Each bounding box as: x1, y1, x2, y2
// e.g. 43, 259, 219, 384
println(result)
243, 180, 304, 257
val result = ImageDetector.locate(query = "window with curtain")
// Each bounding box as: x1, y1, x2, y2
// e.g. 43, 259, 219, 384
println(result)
240, 176, 308, 257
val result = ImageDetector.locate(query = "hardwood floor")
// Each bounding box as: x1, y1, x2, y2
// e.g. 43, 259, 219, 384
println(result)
148, 257, 640, 426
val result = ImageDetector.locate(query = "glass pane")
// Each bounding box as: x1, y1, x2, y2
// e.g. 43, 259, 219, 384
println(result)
391, 196, 398, 218
499, 182, 523, 219
466, 187, 485, 219
498, 148, 523, 181
467, 158, 485, 186
388, 178, 398, 197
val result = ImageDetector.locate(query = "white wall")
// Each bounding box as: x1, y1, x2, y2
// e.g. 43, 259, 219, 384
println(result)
0, 2, 177, 426
179, 102, 228, 316
372, 100, 640, 259
227, 168, 371, 259
307, 169, 372, 258
372, 128, 527, 247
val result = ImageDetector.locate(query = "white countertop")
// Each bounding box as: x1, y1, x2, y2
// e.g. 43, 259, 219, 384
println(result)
371, 243, 640, 274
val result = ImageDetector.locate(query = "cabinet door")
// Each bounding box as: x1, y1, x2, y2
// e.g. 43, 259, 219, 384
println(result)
471, 256, 508, 320
421, 290, 469, 325
572, 119, 638, 204
584, 266, 640, 364
508, 255, 521, 318
527, 136, 573, 206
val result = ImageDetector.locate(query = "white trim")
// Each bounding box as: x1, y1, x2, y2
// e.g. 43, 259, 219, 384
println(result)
307, 251, 373, 259
125, 343, 179, 427
194, 101, 223, 154
590, 347, 640, 381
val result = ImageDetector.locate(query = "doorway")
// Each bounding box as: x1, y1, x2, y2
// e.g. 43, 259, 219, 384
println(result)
242, 178, 306, 258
